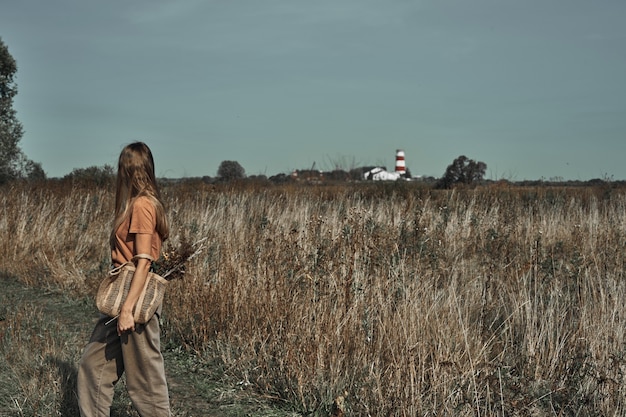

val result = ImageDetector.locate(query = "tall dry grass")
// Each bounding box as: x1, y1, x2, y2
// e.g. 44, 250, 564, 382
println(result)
2, 180, 626, 415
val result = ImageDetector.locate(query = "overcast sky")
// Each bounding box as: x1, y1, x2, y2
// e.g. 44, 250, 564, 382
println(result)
2, 0, 625, 180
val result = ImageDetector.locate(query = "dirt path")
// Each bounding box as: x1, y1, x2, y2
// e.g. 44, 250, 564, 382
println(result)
0, 273, 295, 417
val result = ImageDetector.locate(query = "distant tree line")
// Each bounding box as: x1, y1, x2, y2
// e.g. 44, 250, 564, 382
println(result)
29, 154, 624, 190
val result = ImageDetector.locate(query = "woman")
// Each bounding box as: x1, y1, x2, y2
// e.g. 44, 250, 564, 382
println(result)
78, 142, 171, 416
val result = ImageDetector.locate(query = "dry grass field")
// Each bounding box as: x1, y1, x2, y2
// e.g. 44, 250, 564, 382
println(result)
2, 179, 626, 416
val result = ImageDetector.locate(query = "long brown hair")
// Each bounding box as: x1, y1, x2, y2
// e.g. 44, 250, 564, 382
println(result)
111, 142, 169, 245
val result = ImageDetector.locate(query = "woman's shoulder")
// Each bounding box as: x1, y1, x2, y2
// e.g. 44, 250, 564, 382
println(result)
132, 195, 157, 212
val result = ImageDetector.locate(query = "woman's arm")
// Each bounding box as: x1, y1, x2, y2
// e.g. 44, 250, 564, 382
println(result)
117, 232, 153, 335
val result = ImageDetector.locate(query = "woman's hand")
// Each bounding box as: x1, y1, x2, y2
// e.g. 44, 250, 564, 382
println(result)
117, 309, 136, 335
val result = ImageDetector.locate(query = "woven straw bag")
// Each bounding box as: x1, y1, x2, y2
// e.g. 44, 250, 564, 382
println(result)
96, 254, 168, 324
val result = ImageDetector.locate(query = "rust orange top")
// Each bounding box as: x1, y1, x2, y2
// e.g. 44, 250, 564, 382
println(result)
111, 196, 162, 266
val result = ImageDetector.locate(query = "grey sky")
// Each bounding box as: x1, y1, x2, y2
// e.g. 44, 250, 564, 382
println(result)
2, 0, 625, 180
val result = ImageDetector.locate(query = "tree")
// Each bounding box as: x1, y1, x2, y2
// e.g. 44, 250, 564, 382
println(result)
0, 38, 43, 183
436, 155, 487, 189
64, 164, 115, 186
16, 153, 45, 181
217, 160, 246, 182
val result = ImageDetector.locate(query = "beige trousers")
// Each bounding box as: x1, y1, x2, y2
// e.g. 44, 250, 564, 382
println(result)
77, 313, 170, 417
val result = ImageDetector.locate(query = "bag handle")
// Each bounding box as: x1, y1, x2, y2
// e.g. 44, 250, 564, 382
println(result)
108, 254, 154, 277
108, 261, 133, 277
132, 253, 155, 262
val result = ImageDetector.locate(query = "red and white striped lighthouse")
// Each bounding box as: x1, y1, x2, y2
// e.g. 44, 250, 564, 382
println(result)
395, 149, 406, 175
